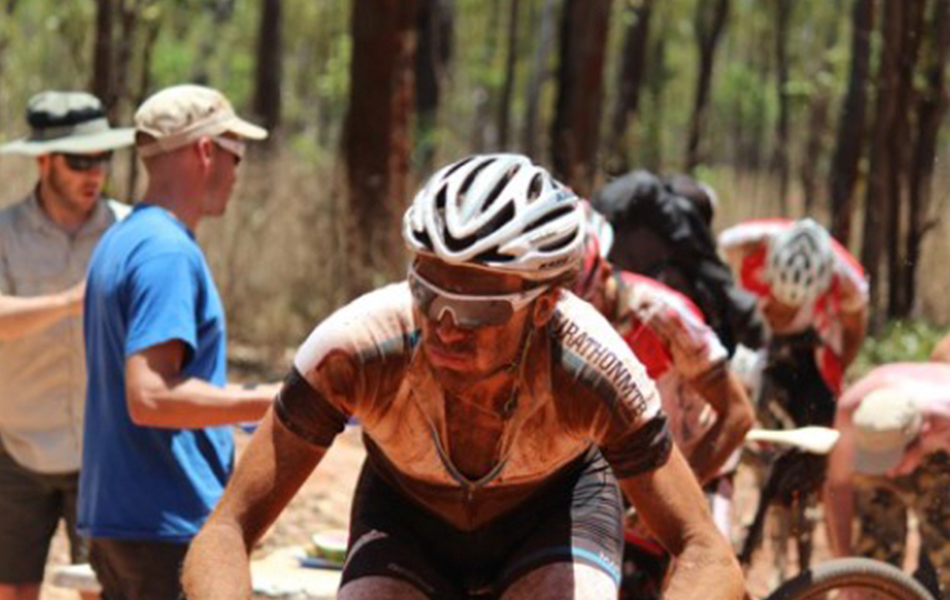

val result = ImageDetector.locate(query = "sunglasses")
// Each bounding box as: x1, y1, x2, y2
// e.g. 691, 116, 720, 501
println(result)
212, 136, 246, 164
408, 263, 548, 329
59, 152, 113, 172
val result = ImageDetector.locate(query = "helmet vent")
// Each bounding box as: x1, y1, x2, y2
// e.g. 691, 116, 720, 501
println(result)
482, 163, 521, 213
443, 155, 475, 179
539, 232, 576, 252
527, 173, 543, 202
458, 157, 496, 204
474, 247, 515, 263
524, 204, 574, 233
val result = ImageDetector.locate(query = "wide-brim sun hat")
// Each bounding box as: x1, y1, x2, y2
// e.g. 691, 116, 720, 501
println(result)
0, 91, 134, 156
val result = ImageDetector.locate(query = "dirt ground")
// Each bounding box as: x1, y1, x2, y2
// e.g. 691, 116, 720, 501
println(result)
40, 426, 916, 599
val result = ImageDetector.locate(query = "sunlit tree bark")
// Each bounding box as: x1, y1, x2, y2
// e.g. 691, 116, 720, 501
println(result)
551, 0, 612, 195
344, 0, 419, 295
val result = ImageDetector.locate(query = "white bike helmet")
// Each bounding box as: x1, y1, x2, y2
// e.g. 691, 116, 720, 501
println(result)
403, 154, 586, 281
765, 218, 834, 306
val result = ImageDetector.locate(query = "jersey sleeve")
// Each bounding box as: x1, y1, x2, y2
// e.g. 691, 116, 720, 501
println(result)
551, 295, 673, 478
629, 281, 728, 382
125, 252, 201, 359
275, 283, 414, 448
830, 240, 869, 312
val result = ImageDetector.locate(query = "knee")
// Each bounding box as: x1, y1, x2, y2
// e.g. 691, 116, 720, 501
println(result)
338, 576, 432, 600
501, 563, 617, 600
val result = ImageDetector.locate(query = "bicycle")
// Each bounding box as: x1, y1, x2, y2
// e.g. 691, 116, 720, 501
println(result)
735, 331, 839, 583
620, 426, 840, 600
764, 556, 937, 600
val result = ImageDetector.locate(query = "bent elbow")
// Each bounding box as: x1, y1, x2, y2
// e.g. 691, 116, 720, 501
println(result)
126, 388, 162, 427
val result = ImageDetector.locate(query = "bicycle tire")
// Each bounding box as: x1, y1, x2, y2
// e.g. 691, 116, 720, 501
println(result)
764, 557, 936, 600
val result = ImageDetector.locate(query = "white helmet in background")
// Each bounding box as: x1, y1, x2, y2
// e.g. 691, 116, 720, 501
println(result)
403, 154, 586, 281
765, 218, 835, 306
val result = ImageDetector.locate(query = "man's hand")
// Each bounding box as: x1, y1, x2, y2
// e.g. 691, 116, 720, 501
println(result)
620, 446, 745, 600
0, 280, 86, 341
183, 410, 328, 600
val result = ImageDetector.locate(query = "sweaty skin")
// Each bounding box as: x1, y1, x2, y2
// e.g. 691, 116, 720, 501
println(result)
182, 258, 744, 600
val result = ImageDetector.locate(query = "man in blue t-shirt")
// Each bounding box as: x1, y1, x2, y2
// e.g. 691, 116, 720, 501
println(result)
79, 84, 278, 600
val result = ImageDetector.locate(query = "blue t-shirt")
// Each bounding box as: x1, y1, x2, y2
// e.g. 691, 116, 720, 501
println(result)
78, 204, 233, 542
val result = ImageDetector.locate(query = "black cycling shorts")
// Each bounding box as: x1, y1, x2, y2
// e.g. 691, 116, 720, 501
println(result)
340, 448, 624, 600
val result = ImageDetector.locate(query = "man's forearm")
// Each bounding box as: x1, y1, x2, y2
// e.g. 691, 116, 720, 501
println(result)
128, 378, 278, 428
182, 520, 254, 600
823, 481, 855, 557
839, 308, 868, 370
0, 290, 79, 341
690, 370, 754, 484
688, 419, 742, 485
664, 532, 745, 600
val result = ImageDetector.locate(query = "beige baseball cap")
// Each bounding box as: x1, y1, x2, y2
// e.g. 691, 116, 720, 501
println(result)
134, 84, 267, 158
853, 387, 923, 475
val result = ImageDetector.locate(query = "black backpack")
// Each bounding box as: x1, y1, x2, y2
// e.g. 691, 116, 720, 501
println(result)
591, 170, 764, 355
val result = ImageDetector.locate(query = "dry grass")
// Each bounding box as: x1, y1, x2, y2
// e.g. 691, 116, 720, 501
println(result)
1, 152, 947, 366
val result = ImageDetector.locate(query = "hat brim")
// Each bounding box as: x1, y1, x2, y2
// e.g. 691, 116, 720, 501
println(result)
225, 117, 268, 141
0, 128, 135, 156
854, 446, 904, 476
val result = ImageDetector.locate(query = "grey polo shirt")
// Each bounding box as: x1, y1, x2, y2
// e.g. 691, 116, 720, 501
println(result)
0, 192, 128, 473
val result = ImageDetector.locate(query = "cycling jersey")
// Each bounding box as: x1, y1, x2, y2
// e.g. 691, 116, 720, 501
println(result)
719, 219, 868, 393
605, 271, 730, 471
275, 282, 671, 532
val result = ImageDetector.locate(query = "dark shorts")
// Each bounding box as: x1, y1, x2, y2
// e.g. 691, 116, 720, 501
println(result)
88, 538, 188, 600
342, 450, 624, 600
760, 332, 836, 428
0, 443, 85, 584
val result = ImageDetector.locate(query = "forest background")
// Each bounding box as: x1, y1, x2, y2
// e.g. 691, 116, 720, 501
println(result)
1, 0, 948, 366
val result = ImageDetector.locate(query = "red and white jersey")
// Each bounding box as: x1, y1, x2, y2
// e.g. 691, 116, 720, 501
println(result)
719, 218, 869, 392
608, 271, 729, 463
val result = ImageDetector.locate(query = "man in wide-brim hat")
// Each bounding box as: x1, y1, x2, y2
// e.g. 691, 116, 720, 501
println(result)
0, 90, 132, 600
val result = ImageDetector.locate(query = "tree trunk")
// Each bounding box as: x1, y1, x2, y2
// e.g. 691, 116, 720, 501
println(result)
906, 0, 950, 314
253, 0, 283, 136
497, 0, 521, 149
91, 0, 116, 116
191, 0, 236, 84
888, 0, 927, 317
829, 0, 875, 245
113, 0, 141, 122
799, 88, 832, 215
772, 0, 793, 212
0, 0, 21, 123
471, 0, 503, 152
522, 0, 558, 158
685, 0, 731, 172
800, 21, 840, 214
415, 0, 453, 170
643, 33, 668, 171
126, 8, 162, 198
551, 0, 613, 196
344, 0, 418, 296
861, 0, 903, 324
604, 0, 655, 175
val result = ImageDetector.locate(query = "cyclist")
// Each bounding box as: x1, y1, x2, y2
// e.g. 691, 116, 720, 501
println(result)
591, 170, 764, 357
575, 206, 753, 536
182, 154, 744, 600
718, 218, 869, 428
825, 362, 950, 599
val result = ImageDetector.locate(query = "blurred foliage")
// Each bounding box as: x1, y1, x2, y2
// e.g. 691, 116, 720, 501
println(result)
1, 0, 949, 347
851, 320, 948, 379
